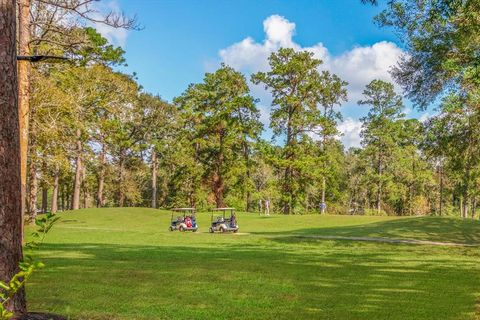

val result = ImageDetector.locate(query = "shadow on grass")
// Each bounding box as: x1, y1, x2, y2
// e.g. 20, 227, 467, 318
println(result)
27, 241, 480, 320
253, 216, 480, 245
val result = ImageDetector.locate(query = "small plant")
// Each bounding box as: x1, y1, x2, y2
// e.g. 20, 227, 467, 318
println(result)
0, 213, 59, 319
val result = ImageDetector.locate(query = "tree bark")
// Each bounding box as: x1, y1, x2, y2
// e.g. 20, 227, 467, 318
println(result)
118, 150, 125, 207
0, 0, 27, 314
283, 118, 293, 214
65, 182, 71, 211
18, 0, 31, 233
60, 181, 65, 211
377, 152, 383, 214
96, 143, 106, 207
51, 170, 59, 213
41, 186, 48, 213
81, 163, 87, 209
72, 128, 82, 210
151, 150, 157, 208
321, 177, 326, 214
242, 140, 251, 212
26, 159, 37, 221
439, 164, 443, 216
212, 129, 225, 208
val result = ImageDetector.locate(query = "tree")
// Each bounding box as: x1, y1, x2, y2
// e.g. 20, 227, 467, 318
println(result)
176, 65, 261, 208
374, 0, 480, 108
139, 93, 177, 209
252, 48, 347, 214
0, 0, 27, 315
358, 79, 404, 214
17, 0, 138, 223
423, 94, 480, 218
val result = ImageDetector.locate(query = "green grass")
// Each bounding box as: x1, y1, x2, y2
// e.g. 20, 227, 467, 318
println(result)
26, 208, 480, 320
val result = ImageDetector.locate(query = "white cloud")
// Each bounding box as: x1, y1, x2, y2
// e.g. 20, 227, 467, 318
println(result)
326, 41, 404, 102
338, 118, 363, 149
218, 14, 404, 146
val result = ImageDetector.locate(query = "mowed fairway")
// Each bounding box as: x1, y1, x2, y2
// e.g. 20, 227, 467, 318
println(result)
26, 208, 480, 320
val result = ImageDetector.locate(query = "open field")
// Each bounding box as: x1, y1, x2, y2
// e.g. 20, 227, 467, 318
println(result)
26, 208, 480, 320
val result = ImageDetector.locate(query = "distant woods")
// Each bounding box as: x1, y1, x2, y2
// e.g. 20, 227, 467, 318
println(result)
25, 0, 479, 218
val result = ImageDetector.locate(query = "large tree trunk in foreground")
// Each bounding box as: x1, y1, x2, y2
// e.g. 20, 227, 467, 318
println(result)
18, 0, 31, 234
151, 150, 157, 208
51, 170, 59, 213
0, 0, 27, 314
72, 128, 82, 210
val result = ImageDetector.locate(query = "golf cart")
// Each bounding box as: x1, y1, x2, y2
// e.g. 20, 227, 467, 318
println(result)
169, 208, 198, 232
209, 207, 239, 233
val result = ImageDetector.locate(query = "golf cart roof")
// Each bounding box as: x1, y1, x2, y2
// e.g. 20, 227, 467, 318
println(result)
212, 207, 236, 211
171, 208, 196, 211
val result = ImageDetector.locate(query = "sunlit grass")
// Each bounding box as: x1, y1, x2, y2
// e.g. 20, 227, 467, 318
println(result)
26, 208, 480, 319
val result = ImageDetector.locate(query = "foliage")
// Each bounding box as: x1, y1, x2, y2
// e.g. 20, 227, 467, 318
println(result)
375, 0, 480, 109
252, 48, 347, 214
0, 213, 59, 319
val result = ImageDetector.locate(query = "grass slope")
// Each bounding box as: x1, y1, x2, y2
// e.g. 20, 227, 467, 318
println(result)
26, 208, 480, 320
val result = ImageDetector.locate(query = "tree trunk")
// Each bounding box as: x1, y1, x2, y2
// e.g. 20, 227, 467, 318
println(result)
439, 164, 443, 216
471, 197, 476, 219
0, 0, 27, 314
212, 129, 225, 208
18, 0, 31, 234
51, 170, 59, 213
60, 181, 65, 211
321, 177, 326, 214
27, 159, 38, 221
151, 150, 157, 208
212, 171, 225, 208
81, 164, 87, 209
283, 119, 293, 214
462, 195, 469, 219
242, 140, 252, 212
118, 151, 125, 207
65, 182, 71, 211
96, 144, 106, 207
377, 153, 382, 214
41, 186, 48, 213
72, 128, 82, 210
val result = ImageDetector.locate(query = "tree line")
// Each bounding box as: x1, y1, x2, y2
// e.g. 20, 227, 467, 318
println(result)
8, 0, 480, 224
28, 41, 479, 218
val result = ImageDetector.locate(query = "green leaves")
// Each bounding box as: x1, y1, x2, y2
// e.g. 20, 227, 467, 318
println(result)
0, 213, 58, 319
252, 48, 347, 213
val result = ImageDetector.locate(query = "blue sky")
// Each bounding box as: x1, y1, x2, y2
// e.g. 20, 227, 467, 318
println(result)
95, 0, 428, 147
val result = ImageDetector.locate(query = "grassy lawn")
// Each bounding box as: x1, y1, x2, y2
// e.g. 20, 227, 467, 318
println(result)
26, 208, 480, 320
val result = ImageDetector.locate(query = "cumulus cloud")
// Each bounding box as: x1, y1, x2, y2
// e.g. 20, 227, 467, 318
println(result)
220, 14, 403, 101
338, 118, 363, 149
218, 14, 404, 146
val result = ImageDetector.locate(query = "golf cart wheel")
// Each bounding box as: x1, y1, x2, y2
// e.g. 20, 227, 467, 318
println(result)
219, 227, 226, 233
193, 228, 197, 232
209, 227, 214, 233
169, 226, 174, 232
179, 226, 185, 232
234, 229, 238, 233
